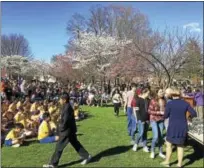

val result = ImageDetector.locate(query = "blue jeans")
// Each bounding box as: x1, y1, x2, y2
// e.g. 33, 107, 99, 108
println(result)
127, 107, 137, 140
39, 136, 56, 144
4, 139, 12, 146
150, 121, 164, 153
135, 120, 149, 146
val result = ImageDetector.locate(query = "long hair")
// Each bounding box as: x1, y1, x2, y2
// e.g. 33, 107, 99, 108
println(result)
150, 89, 166, 105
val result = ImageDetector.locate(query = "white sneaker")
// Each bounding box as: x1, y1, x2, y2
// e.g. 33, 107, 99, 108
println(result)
42, 165, 55, 168
12, 144, 20, 148
132, 144, 138, 152
143, 146, 149, 153
159, 153, 166, 159
150, 152, 155, 159
81, 155, 92, 165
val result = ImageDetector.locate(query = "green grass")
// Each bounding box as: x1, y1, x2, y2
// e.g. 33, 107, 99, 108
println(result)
2, 106, 203, 167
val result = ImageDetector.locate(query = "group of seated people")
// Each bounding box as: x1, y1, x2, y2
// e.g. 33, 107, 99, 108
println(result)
1, 96, 84, 147
85, 91, 110, 107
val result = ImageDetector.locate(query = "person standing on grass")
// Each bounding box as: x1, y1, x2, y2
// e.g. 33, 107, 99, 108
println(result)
43, 93, 91, 168
148, 89, 166, 159
132, 88, 150, 153
160, 88, 197, 168
185, 88, 204, 120
112, 89, 123, 117
194, 88, 204, 120
124, 83, 137, 144
122, 87, 128, 115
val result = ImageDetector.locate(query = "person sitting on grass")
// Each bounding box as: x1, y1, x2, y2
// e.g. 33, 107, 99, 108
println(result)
2, 110, 15, 129
23, 96, 32, 112
30, 100, 40, 114
14, 106, 35, 138
101, 91, 109, 107
8, 100, 18, 113
48, 101, 57, 116
73, 99, 80, 120
73, 99, 85, 121
86, 91, 95, 106
1, 100, 9, 114
38, 112, 59, 144
16, 98, 24, 110
4, 123, 25, 147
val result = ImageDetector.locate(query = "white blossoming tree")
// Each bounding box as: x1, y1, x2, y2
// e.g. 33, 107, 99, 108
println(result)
71, 31, 131, 76
0, 55, 50, 79
0, 55, 30, 78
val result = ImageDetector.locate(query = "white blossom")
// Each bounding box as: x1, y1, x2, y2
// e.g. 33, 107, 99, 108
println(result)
71, 31, 131, 73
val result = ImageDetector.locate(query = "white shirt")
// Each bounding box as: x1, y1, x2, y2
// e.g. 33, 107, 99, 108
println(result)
88, 93, 94, 100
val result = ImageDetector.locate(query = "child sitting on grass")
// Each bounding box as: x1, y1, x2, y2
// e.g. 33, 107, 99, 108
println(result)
2, 111, 15, 129
2, 100, 9, 113
73, 99, 80, 120
8, 100, 18, 113
30, 100, 40, 114
14, 106, 35, 138
38, 112, 59, 144
16, 98, 24, 110
4, 123, 25, 147
23, 96, 32, 112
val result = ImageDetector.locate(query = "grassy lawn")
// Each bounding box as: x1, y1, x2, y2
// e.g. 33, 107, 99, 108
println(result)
2, 106, 203, 167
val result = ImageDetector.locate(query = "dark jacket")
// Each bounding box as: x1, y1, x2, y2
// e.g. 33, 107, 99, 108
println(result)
136, 97, 150, 122
58, 103, 77, 136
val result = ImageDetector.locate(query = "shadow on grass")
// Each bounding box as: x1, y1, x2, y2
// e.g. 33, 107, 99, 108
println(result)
75, 111, 94, 122
59, 145, 132, 167
118, 114, 127, 117
170, 138, 204, 167
23, 139, 38, 146
91, 145, 132, 163
101, 104, 113, 108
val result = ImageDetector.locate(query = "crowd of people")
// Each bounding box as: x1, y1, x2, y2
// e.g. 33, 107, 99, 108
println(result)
116, 83, 202, 167
1, 77, 203, 167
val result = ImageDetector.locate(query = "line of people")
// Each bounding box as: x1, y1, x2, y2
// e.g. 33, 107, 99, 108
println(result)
123, 83, 197, 167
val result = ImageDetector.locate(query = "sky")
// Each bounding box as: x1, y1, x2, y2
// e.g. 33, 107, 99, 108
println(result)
1, 1, 203, 62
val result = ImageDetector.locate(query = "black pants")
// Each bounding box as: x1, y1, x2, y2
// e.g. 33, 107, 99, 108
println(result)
50, 133, 89, 166
113, 103, 120, 116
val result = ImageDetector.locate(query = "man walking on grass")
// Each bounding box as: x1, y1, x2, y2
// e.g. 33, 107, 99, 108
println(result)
43, 93, 91, 168
124, 83, 137, 144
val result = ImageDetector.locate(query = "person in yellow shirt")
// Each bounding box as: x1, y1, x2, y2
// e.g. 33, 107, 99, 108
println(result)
38, 112, 59, 144
44, 99, 49, 107
2, 101, 9, 114
48, 101, 57, 115
73, 100, 80, 120
3, 111, 14, 129
38, 104, 46, 115
8, 100, 18, 113
23, 96, 31, 111
14, 106, 35, 137
16, 98, 24, 110
14, 106, 27, 127
50, 106, 61, 125
30, 100, 39, 113
4, 123, 25, 147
